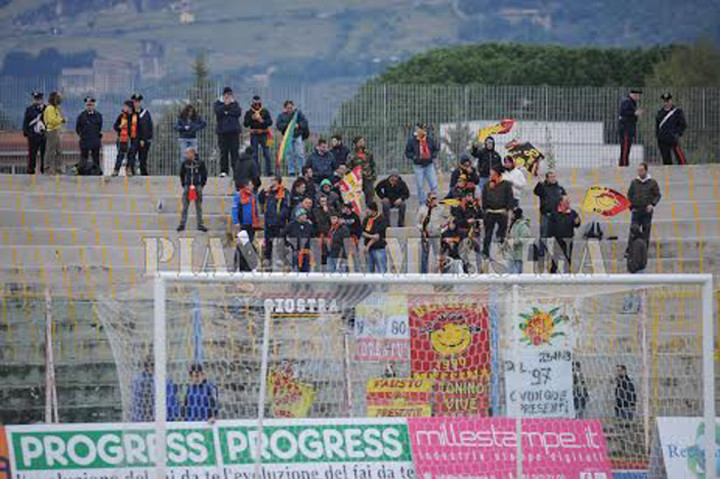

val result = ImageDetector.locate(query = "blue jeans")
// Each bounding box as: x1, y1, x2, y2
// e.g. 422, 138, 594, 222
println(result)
420, 238, 439, 274
507, 259, 523, 274
367, 248, 387, 273
327, 257, 348, 273
288, 136, 305, 176
476, 176, 488, 194
251, 133, 273, 176
178, 138, 198, 164
413, 163, 439, 202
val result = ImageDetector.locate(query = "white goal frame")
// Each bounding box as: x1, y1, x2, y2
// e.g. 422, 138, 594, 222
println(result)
153, 272, 716, 479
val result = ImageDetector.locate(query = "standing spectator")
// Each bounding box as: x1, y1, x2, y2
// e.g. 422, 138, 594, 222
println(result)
471, 136, 502, 193
533, 171, 567, 269
112, 101, 138, 176
132, 93, 153, 176
23, 91, 46, 175
405, 124, 438, 201
627, 162, 661, 249
549, 196, 581, 273
573, 361, 589, 419
184, 364, 219, 422
276, 100, 309, 176
233, 146, 260, 191
258, 175, 290, 267
362, 202, 389, 274
618, 89, 643, 167
43, 91, 65, 175
327, 210, 350, 273
656, 92, 688, 165
75, 96, 103, 175
284, 208, 314, 272
233, 230, 259, 272
347, 136, 377, 206
416, 193, 446, 274
501, 156, 526, 207
300, 166, 317, 198
450, 153, 479, 190
451, 190, 483, 273
305, 138, 336, 184
614, 365, 636, 421
174, 104, 206, 165
313, 195, 333, 240
505, 208, 532, 274
341, 202, 362, 242
214, 87, 242, 178
232, 179, 260, 242
243, 95, 274, 175
177, 148, 208, 232
375, 169, 410, 227
317, 179, 342, 212
290, 178, 310, 209
481, 168, 514, 259
330, 134, 350, 168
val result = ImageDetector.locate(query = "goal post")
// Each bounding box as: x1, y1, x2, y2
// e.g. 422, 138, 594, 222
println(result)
143, 272, 715, 479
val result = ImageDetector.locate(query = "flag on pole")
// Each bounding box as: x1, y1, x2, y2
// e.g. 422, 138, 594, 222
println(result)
339, 165, 364, 215
276, 110, 298, 173
477, 119, 515, 142
505, 140, 544, 176
582, 187, 630, 217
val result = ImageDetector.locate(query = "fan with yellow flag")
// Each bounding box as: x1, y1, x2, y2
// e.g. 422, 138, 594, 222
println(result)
476, 119, 515, 142
582, 187, 630, 217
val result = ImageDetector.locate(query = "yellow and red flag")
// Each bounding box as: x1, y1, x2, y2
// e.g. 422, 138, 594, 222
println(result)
339, 165, 364, 215
267, 369, 316, 418
582, 187, 630, 217
505, 140, 544, 176
476, 119, 515, 142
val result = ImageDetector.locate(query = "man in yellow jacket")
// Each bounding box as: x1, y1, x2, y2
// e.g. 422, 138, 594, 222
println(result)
43, 91, 65, 174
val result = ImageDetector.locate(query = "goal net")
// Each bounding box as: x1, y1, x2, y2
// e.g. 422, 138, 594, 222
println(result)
91, 273, 715, 479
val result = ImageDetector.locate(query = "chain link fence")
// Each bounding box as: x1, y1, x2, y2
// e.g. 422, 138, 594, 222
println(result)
1, 75, 718, 175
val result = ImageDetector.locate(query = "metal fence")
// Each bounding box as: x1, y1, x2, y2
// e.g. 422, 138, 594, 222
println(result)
1, 75, 719, 175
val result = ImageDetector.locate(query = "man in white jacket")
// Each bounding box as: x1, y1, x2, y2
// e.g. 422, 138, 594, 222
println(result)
501, 156, 526, 207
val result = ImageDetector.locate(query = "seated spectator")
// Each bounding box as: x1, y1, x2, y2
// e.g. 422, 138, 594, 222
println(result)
481, 167, 514, 258
331, 163, 348, 188
305, 138, 336, 184
233, 230, 259, 272
330, 134, 350, 168
283, 208, 314, 272
184, 364, 218, 422
347, 136, 377, 206
627, 224, 648, 274
501, 156, 526, 207
446, 174, 475, 200
362, 202, 389, 274
290, 177, 311, 209
375, 169, 410, 227
471, 136, 502, 192
549, 196, 581, 273
450, 153, 479, 190
327, 210, 350, 273
232, 179, 260, 242
317, 179, 342, 212
440, 218, 463, 274
505, 208, 532, 274
233, 146, 260, 191
341, 202, 362, 242
177, 148, 208, 232
298, 166, 317, 198
258, 175, 290, 267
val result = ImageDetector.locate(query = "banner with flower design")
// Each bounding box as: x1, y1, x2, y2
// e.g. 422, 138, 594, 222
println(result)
505, 300, 576, 418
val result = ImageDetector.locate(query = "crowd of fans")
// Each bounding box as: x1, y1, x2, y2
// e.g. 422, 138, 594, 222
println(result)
20, 87, 666, 274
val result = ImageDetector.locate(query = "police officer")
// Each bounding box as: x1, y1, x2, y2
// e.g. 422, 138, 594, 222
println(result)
22, 91, 46, 174
618, 88, 644, 167
656, 92, 687, 165
75, 96, 103, 174
131, 93, 153, 175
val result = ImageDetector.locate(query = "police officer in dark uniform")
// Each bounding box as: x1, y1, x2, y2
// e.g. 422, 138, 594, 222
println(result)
132, 93, 153, 175
75, 96, 103, 175
618, 88, 644, 167
22, 90, 46, 174
656, 92, 687, 165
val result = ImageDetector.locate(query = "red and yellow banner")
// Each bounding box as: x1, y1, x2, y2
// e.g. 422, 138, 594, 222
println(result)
582, 186, 630, 217
505, 140, 544, 176
366, 378, 432, 417
476, 119, 515, 142
267, 369, 316, 418
339, 166, 364, 216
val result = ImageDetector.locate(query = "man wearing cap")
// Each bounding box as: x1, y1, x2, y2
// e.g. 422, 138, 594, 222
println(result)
132, 93, 153, 175
618, 89, 644, 167
75, 97, 103, 175
317, 178, 341, 212
656, 93, 688, 165
243, 95, 273, 175
23, 91, 46, 174
375, 169, 410, 227
214, 87, 242, 178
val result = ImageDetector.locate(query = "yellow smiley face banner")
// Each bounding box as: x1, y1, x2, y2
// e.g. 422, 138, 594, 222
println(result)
582, 186, 630, 217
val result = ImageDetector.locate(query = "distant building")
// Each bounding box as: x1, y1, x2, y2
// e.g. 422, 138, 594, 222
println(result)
59, 68, 94, 95
93, 59, 136, 94
139, 40, 165, 80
